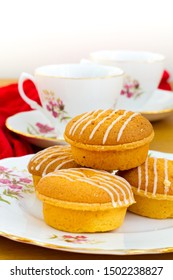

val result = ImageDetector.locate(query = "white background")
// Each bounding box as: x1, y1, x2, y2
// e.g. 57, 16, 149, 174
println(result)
0, 0, 173, 78
1, 260, 173, 279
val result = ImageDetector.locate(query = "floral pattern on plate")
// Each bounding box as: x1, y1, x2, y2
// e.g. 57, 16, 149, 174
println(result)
50, 234, 102, 244
27, 122, 56, 138
1, 153, 173, 254
0, 165, 33, 204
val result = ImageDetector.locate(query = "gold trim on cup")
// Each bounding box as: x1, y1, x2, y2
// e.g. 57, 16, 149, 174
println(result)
34, 64, 124, 79
90, 51, 165, 64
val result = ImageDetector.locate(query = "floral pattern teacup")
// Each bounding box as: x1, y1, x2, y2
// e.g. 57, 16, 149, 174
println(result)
18, 64, 123, 136
90, 50, 165, 111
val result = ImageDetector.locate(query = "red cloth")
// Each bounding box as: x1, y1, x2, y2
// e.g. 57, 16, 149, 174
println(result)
158, 70, 172, 91
0, 80, 40, 159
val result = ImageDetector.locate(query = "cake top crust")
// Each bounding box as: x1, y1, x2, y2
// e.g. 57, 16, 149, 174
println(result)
64, 109, 154, 146
118, 157, 173, 196
28, 145, 80, 176
36, 168, 135, 207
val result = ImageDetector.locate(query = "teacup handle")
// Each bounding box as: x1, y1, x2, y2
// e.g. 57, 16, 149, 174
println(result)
18, 72, 45, 115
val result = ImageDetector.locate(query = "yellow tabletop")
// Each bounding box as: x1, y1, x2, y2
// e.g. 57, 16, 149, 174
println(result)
0, 79, 173, 260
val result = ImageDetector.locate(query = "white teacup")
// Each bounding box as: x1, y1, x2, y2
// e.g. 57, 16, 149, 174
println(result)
90, 50, 165, 111
18, 64, 123, 137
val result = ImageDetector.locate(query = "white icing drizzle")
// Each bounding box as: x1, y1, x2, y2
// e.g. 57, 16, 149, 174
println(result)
35, 152, 70, 171
92, 175, 131, 203
69, 111, 93, 135
30, 146, 75, 175
43, 168, 134, 207
103, 111, 129, 144
164, 159, 171, 195
77, 178, 118, 207
152, 157, 158, 196
44, 174, 74, 182
59, 169, 87, 177
113, 180, 133, 204
42, 156, 71, 176
117, 112, 139, 142
69, 109, 139, 144
89, 111, 116, 140
116, 175, 131, 188
33, 149, 61, 162
79, 109, 109, 136
30, 146, 70, 163
164, 159, 168, 182
71, 110, 100, 136
31, 146, 65, 162
114, 176, 134, 204
54, 159, 75, 171
144, 157, 148, 195
137, 166, 142, 192
96, 179, 128, 205
136, 157, 172, 197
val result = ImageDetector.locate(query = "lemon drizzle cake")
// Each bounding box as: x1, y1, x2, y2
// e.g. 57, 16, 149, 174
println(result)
64, 109, 154, 170
36, 168, 135, 232
136, 157, 172, 196
68, 109, 139, 144
118, 157, 173, 218
28, 145, 80, 187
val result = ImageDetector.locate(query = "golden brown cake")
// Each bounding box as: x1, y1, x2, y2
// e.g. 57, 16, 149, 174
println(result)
36, 168, 135, 233
118, 157, 173, 219
28, 145, 80, 187
64, 109, 154, 170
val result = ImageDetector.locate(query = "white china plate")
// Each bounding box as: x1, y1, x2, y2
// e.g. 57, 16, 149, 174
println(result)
1, 151, 173, 255
5, 89, 173, 149
139, 89, 173, 121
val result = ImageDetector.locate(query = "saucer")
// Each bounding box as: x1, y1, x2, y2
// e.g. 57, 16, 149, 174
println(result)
6, 89, 173, 149
6, 110, 66, 148
138, 89, 173, 121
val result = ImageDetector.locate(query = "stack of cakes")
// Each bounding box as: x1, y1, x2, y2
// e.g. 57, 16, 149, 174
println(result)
28, 109, 159, 233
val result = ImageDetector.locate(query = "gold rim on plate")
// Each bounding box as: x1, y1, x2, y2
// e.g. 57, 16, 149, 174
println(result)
140, 107, 173, 115
1, 231, 173, 255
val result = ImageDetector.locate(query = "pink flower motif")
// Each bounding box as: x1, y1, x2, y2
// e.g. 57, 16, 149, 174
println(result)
121, 77, 143, 99
35, 123, 54, 134
0, 178, 11, 184
19, 178, 32, 183
9, 184, 23, 190
127, 92, 133, 98
52, 101, 58, 107
49, 100, 54, 106
63, 235, 73, 239
57, 99, 64, 110
62, 235, 88, 243
52, 111, 58, 118
124, 84, 131, 89
46, 104, 51, 111
44, 93, 68, 121
0, 166, 8, 172
76, 235, 87, 239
